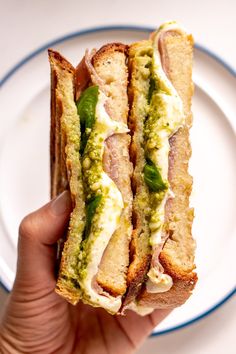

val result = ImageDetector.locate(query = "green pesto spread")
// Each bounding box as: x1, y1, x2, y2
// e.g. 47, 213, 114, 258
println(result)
142, 34, 184, 234
75, 86, 126, 286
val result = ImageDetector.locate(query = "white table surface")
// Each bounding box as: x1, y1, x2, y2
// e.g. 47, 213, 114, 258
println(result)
0, 1, 235, 353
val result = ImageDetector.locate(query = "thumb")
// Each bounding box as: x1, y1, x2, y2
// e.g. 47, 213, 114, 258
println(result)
14, 191, 71, 290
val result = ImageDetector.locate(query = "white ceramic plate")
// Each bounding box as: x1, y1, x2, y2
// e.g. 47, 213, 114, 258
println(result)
0, 26, 235, 335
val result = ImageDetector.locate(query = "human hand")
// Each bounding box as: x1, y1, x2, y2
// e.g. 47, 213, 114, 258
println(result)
0, 191, 170, 354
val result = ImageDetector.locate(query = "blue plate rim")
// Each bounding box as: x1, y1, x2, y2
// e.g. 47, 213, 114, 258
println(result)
0, 24, 235, 86
0, 24, 235, 337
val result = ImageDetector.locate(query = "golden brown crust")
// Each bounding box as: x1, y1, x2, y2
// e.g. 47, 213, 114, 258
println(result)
121, 229, 151, 309
49, 49, 85, 305
138, 272, 197, 309
49, 50, 74, 294
122, 41, 153, 309
55, 279, 81, 305
139, 249, 197, 308
92, 43, 128, 63
49, 49, 73, 198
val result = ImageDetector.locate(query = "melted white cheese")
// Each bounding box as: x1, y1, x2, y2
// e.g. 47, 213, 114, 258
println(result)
146, 268, 173, 293
79, 90, 129, 314
146, 22, 185, 293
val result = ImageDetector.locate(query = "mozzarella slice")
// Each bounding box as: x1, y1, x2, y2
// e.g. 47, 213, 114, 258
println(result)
79, 90, 129, 313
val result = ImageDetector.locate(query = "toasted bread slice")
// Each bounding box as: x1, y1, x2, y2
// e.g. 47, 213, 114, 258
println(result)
123, 40, 153, 307
49, 50, 85, 304
125, 28, 197, 310
50, 50, 70, 198
93, 44, 133, 296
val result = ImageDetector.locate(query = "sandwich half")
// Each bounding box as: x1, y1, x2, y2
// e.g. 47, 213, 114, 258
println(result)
49, 21, 197, 315
49, 44, 133, 314
124, 22, 197, 313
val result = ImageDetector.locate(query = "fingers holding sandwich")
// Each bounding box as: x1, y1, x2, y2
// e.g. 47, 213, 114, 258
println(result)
15, 191, 71, 292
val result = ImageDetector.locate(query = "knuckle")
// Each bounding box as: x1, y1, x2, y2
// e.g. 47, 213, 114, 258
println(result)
19, 214, 37, 241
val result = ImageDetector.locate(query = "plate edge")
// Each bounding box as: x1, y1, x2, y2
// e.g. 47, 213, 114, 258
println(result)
0, 24, 235, 87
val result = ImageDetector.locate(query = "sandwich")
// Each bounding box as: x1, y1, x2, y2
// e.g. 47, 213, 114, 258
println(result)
49, 21, 197, 315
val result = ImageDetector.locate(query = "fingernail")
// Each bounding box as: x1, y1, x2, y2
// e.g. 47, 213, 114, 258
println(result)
51, 191, 71, 216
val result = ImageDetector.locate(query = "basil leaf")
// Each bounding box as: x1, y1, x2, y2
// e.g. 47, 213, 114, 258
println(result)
84, 194, 102, 238
76, 86, 99, 153
144, 159, 167, 192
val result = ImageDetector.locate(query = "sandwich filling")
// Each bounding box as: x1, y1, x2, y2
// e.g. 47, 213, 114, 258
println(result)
127, 22, 185, 299
145, 23, 185, 293
76, 85, 129, 312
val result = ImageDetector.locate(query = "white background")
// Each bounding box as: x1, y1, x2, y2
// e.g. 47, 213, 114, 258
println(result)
0, 1, 235, 353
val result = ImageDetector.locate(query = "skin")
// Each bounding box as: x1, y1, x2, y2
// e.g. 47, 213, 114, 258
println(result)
0, 191, 170, 354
